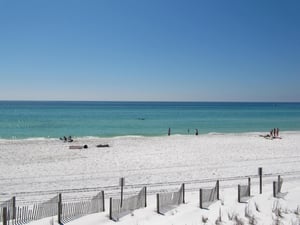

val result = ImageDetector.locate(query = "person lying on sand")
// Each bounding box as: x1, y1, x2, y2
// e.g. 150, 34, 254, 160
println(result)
59, 136, 68, 142
259, 134, 272, 138
60, 136, 73, 142
259, 128, 281, 139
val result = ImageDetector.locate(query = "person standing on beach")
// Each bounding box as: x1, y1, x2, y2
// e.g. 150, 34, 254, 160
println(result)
168, 128, 171, 136
275, 128, 280, 137
270, 129, 274, 137
195, 129, 199, 136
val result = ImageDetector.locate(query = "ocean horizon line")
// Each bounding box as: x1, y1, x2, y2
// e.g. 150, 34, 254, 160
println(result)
1, 100, 300, 103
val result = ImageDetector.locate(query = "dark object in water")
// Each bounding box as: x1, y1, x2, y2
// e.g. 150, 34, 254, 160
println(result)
96, 144, 110, 148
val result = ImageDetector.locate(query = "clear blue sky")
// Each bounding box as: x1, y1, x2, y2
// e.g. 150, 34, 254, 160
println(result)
0, 0, 299, 101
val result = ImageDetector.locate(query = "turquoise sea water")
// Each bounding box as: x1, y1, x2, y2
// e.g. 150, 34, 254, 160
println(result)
0, 101, 300, 139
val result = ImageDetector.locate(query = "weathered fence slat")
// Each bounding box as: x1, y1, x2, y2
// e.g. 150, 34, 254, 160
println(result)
156, 184, 185, 215
200, 180, 220, 209
273, 175, 288, 198
110, 186, 147, 221
238, 177, 252, 203
59, 191, 104, 223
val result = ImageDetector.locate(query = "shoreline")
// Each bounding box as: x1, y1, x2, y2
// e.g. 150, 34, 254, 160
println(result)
1, 130, 300, 141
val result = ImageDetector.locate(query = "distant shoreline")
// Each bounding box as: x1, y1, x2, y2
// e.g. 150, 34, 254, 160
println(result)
1, 130, 300, 141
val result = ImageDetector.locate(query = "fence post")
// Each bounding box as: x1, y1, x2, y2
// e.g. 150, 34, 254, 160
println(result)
156, 194, 160, 214
273, 181, 276, 198
216, 180, 220, 200
12, 196, 16, 221
199, 189, 203, 208
3, 207, 7, 225
119, 177, 125, 208
101, 191, 105, 212
238, 185, 241, 203
258, 167, 263, 194
182, 183, 185, 204
248, 177, 251, 196
109, 197, 112, 220
58, 193, 62, 224
144, 187, 147, 207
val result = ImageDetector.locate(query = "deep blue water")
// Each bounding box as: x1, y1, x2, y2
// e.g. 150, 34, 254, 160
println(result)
0, 101, 300, 139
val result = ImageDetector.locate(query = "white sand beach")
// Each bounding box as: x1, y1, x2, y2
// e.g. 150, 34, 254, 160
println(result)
1, 132, 300, 225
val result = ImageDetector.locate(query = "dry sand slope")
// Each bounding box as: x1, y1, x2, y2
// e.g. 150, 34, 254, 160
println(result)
1, 132, 300, 199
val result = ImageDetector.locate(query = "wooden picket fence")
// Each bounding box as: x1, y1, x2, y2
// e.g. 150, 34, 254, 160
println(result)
60, 191, 105, 224
1, 169, 292, 225
0, 192, 105, 225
